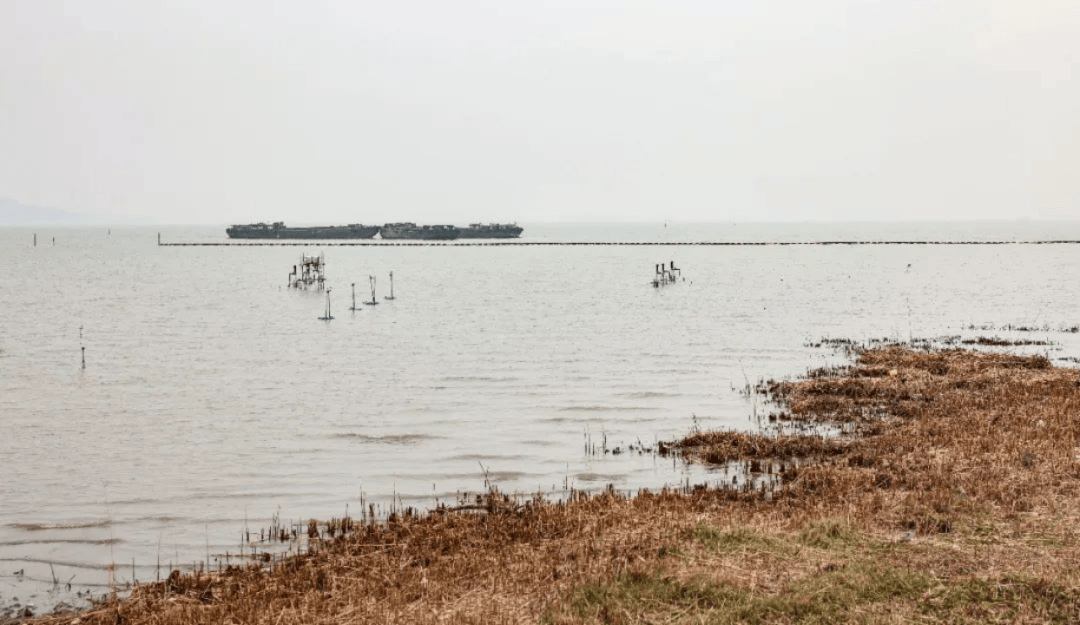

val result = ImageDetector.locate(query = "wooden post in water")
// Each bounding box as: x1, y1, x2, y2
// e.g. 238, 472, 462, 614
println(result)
319, 288, 334, 320
365, 275, 378, 305
81, 347, 85, 369
33, 233, 36, 246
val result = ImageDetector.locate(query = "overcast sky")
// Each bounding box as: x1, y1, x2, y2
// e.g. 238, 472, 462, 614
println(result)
1, 1, 1078, 224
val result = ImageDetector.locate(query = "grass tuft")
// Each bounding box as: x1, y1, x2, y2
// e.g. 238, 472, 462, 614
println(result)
693, 524, 787, 554
796, 517, 859, 550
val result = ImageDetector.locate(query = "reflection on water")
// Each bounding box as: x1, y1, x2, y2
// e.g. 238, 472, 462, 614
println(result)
3, 221, 1080, 612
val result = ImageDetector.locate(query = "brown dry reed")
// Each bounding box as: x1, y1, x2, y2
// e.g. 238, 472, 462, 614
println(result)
29, 345, 1080, 624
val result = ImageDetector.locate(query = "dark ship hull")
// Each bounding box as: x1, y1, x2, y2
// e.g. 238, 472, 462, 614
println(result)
457, 223, 523, 238
226, 222, 380, 239
379, 223, 460, 240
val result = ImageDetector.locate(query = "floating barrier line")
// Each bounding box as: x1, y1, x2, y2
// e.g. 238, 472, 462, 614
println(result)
158, 240, 1080, 247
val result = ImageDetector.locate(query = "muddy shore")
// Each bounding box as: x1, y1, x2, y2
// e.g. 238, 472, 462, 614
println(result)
19, 343, 1080, 623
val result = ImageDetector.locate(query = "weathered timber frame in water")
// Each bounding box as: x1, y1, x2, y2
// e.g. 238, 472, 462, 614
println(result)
287, 253, 325, 289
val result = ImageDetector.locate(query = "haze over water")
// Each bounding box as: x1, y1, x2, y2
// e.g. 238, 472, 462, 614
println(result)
3, 221, 1080, 613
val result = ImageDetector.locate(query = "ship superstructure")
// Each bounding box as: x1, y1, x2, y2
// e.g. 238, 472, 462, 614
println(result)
457, 223, 523, 239
379, 223, 460, 240
226, 222, 380, 239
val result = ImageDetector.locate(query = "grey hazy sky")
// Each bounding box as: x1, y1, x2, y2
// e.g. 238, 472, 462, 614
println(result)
1, 1, 1078, 224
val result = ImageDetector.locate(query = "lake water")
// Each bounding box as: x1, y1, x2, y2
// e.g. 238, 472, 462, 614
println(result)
3, 221, 1080, 614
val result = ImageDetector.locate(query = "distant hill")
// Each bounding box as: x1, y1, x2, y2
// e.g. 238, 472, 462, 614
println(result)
0, 197, 156, 226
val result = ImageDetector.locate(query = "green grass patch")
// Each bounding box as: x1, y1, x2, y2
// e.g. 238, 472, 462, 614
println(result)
557, 560, 936, 624
555, 565, 1080, 624
972, 518, 998, 539
657, 544, 682, 559
796, 517, 860, 550
780, 560, 934, 621
692, 524, 791, 555
567, 572, 754, 623
920, 574, 1080, 623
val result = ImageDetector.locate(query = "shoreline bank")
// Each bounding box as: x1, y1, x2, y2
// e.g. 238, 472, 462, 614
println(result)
19, 343, 1080, 623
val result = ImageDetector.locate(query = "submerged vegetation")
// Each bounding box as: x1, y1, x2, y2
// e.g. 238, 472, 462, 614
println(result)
25, 345, 1080, 624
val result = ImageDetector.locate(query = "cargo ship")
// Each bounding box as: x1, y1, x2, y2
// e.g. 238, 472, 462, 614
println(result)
379, 223, 460, 240
226, 222, 380, 239
457, 223, 523, 238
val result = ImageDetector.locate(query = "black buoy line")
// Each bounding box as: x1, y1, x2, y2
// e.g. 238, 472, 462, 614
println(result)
160, 239, 1080, 247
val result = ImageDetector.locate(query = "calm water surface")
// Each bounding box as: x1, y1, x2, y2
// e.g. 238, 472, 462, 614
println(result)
3, 221, 1080, 612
